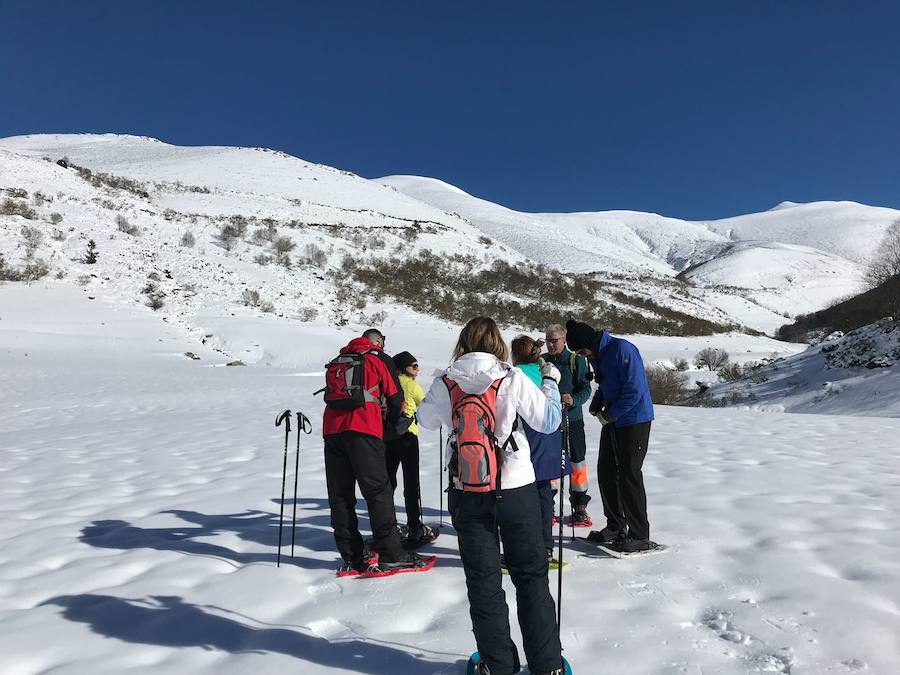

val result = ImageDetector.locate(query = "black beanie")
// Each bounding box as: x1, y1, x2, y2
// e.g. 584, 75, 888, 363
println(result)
393, 351, 417, 371
565, 319, 598, 352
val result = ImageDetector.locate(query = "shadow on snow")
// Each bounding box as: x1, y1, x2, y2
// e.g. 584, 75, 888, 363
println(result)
40, 593, 464, 674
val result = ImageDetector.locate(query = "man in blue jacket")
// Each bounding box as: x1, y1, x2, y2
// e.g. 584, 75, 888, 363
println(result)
564, 319, 658, 553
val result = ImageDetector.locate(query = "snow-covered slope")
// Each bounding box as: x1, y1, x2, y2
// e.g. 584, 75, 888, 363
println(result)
3, 283, 900, 675
379, 175, 728, 275
707, 200, 899, 264
379, 176, 897, 328
1, 133, 896, 336
706, 319, 900, 417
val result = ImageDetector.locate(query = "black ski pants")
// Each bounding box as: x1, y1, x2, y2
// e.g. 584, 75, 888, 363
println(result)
324, 431, 405, 563
385, 431, 424, 537
536, 480, 554, 551
598, 421, 652, 541
449, 483, 563, 675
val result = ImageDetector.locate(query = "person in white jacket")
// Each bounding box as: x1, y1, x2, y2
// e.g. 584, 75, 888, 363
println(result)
417, 317, 565, 675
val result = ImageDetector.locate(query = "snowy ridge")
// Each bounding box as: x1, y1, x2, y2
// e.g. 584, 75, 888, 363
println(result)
1, 133, 897, 336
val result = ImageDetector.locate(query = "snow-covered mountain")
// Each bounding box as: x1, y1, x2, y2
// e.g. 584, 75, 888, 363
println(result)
2, 133, 897, 337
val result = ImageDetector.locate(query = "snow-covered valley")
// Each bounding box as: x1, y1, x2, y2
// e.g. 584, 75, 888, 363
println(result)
3, 284, 900, 675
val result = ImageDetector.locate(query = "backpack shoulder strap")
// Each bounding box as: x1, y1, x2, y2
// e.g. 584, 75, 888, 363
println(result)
569, 351, 578, 377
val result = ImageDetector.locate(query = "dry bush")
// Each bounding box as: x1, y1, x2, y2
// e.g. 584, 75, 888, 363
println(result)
304, 242, 327, 267
645, 366, 688, 405
694, 347, 730, 371
272, 235, 296, 255
180, 231, 196, 247
50, 212, 63, 225
21, 225, 43, 258
865, 219, 900, 289
718, 362, 744, 382
1, 198, 37, 219
116, 215, 140, 236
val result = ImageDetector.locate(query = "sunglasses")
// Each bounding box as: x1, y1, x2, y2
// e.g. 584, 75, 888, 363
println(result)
546, 337, 565, 344
410, 363, 419, 369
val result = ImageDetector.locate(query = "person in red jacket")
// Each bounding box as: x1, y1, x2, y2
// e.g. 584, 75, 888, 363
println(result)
323, 336, 427, 575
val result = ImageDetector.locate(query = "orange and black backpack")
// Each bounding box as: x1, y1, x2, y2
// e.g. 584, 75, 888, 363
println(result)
443, 374, 515, 492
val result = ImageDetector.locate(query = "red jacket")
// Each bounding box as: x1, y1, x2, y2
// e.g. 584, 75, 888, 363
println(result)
322, 337, 400, 438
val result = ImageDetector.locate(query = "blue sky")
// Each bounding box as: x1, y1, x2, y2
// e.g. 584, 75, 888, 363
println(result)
2, 1, 899, 219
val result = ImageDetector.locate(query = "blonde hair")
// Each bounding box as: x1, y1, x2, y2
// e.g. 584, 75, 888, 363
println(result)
452, 317, 509, 362
511, 335, 545, 365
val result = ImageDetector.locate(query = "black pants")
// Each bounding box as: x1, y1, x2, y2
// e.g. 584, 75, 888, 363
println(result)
324, 431, 404, 563
385, 431, 423, 537
598, 421, 652, 541
536, 480, 554, 551
450, 484, 562, 675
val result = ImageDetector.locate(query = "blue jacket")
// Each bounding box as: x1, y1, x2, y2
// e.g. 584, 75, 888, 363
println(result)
590, 331, 654, 427
516, 363, 571, 482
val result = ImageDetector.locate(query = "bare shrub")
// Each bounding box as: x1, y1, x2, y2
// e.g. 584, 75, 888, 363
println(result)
116, 215, 140, 236
51, 228, 66, 241
33, 191, 49, 206
718, 362, 744, 382
250, 222, 278, 245
163, 208, 177, 221
180, 231, 196, 247
272, 235, 296, 255
402, 226, 419, 243
478, 235, 493, 247
673, 357, 689, 371
865, 219, 900, 289
694, 347, 730, 371
303, 242, 327, 267
4, 188, 28, 198
49, 212, 63, 225
217, 223, 242, 250
1, 198, 37, 219
297, 307, 317, 322
242, 288, 275, 313
645, 365, 687, 405
253, 252, 272, 266
21, 225, 43, 258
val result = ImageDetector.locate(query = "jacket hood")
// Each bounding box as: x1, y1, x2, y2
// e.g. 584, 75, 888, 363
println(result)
597, 330, 612, 353
445, 352, 512, 394
515, 362, 541, 387
342, 337, 381, 354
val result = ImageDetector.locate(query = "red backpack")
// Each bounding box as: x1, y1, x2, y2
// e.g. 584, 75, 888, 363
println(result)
319, 350, 379, 409
443, 375, 509, 492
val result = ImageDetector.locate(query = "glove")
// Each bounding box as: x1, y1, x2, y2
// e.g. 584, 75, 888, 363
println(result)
538, 358, 561, 384
590, 397, 615, 426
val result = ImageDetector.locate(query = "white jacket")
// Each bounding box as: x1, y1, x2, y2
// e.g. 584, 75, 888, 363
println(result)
417, 352, 562, 490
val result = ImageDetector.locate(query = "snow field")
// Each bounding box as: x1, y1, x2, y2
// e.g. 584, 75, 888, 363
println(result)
3, 285, 900, 674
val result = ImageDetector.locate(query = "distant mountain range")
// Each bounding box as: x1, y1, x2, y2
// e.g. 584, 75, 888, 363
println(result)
2, 134, 896, 336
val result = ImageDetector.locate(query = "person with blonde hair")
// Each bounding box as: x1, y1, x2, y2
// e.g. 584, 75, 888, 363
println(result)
417, 317, 566, 675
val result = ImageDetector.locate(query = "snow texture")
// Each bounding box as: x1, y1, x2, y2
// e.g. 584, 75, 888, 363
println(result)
2, 284, 900, 674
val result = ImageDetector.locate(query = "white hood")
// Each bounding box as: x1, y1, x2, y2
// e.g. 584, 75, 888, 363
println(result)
444, 352, 512, 395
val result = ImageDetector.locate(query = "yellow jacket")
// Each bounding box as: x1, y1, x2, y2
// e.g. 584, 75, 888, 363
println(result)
399, 374, 425, 436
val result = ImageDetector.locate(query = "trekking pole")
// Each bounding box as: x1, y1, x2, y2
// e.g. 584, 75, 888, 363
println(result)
439, 426, 444, 528
275, 410, 292, 568
291, 412, 313, 558
558, 406, 570, 636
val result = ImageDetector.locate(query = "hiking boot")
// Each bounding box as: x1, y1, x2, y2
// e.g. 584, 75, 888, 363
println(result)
373, 551, 428, 571
402, 524, 439, 550
572, 504, 592, 527
605, 536, 659, 553
585, 527, 623, 545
